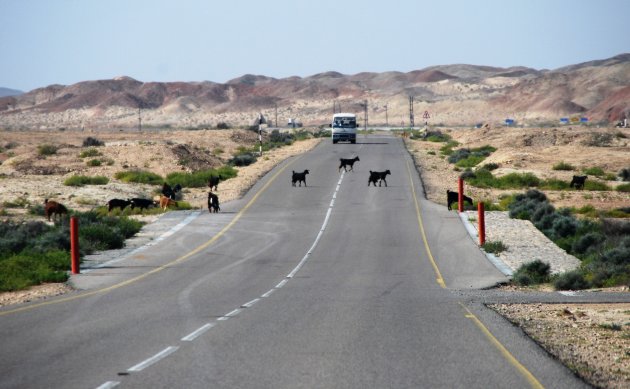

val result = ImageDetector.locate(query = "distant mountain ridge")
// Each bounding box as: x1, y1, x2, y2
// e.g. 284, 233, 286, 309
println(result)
1, 54, 628, 129
0, 87, 23, 98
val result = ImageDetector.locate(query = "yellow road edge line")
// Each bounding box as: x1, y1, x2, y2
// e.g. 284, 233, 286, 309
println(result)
406, 159, 446, 288
0, 156, 301, 317
459, 302, 545, 389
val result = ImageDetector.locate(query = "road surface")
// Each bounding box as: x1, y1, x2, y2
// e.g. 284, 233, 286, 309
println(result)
0, 135, 597, 388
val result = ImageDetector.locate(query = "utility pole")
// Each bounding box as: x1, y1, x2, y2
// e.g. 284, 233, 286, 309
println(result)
138, 107, 142, 132
384, 103, 388, 127
360, 100, 368, 131
275, 103, 278, 128
409, 96, 415, 129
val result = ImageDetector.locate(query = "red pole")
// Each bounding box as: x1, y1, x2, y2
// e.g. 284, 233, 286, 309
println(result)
70, 216, 80, 274
478, 202, 486, 246
458, 177, 464, 213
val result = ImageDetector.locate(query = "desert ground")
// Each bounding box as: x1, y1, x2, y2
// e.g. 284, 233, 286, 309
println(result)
1, 125, 629, 388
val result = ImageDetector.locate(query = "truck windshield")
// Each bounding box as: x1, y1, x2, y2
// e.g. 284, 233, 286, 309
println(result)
333, 118, 356, 128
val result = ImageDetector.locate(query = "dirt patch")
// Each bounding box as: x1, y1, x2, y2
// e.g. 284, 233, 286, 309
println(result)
491, 302, 630, 389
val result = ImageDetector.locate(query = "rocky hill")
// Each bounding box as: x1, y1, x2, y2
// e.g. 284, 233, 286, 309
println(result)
1, 54, 628, 129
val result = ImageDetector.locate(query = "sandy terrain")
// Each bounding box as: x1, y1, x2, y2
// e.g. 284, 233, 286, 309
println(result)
1, 126, 629, 387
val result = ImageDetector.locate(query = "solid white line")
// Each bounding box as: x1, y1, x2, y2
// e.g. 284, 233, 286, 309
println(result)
181, 323, 215, 341
128, 346, 179, 372
95, 381, 120, 389
241, 298, 260, 308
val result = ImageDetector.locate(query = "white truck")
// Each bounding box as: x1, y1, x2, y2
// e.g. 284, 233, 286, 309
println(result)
330, 113, 357, 144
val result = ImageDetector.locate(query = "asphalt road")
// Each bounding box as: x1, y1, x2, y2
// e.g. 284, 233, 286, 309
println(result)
0, 135, 601, 388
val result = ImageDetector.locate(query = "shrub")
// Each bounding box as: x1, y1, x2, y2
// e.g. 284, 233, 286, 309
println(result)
481, 162, 499, 171
571, 232, 603, 255
554, 270, 590, 290
0, 250, 69, 292
424, 131, 452, 143
114, 170, 163, 185
513, 260, 551, 286
481, 241, 507, 255
79, 148, 102, 158
166, 166, 237, 188
37, 144, 58, 156
216, 122, 230, 129
618, 168, 630, 182
582, 166, 605, 176
229, 153, 257, 167
583, 180, 610, 191
617, 183, 630, 193
82, 137, 104, 147
552, 161, 575, 171
86, 159, 102, 167
64, 175, 109, 186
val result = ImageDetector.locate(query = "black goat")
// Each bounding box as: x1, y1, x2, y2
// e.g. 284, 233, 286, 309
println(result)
292, 170, 310, 187
162, 183, 182, 199
107, 198, 132, 212
368, 170, 391, 187
208, 175, 221, 191
339, 156, 360, 172
446, 189, 473, 211
130, 198, 158, 210
570, 175, 587, 189
207, 192, 220, 213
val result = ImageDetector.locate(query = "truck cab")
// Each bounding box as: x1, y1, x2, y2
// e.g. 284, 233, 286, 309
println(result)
331, 113, 357, 144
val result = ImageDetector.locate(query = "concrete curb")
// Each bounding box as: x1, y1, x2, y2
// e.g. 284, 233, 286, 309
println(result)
458, 212, 514, 277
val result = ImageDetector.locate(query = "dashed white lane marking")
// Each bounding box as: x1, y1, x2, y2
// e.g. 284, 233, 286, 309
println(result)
95, 381, 120, 389
181, 323, 215, 342
98, 171, 347, 388
128, 346, 179, 372
558, 291, 580, 296
241, 298, 261, 308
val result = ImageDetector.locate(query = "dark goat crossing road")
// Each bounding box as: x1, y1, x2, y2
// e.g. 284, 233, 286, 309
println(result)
0, 136, 590, 388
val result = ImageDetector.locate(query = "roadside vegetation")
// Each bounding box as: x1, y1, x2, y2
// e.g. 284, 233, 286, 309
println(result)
508, 190, 630, 290
0, 210, 143, 292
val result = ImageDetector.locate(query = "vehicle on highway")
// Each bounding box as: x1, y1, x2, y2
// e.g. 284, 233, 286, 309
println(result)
330, 113, 357, 144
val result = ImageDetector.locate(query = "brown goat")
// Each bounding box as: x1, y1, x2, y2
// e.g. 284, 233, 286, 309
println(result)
44, 199, 68, 221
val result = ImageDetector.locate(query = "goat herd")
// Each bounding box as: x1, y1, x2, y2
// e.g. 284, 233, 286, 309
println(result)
41, 154, 592, 223
42, 179, 223, 222
291, 156, 392, 188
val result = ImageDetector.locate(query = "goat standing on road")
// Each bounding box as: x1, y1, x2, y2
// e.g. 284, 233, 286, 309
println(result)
339, 156, 360, 172
292, 170, 310, 187
368, 170, 391, 187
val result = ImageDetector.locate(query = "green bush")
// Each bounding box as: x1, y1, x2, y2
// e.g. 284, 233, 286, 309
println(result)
0, 250, 69, 292
582, 166, 605, 177
166, 166, 237, 188
618, 168, 630, 182
552, 161, 575, 171
513, 260, 551, 286
115, 170, 163, 185
229, 153, 257, 167
424, 131, 452, 143
583, 180, 610, 191
616, 183, 630, 193
86, 159, 102, 167
481, 241, 507, 255
64, 175, 109, 186
554, 270, 589, 290
37, 144, 58, 156
79, 148, 102, 158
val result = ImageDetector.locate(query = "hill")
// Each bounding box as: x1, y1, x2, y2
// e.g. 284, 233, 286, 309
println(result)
0, 54, 629, 129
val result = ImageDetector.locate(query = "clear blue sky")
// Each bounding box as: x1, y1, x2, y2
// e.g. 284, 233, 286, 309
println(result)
1, 0, 628, 92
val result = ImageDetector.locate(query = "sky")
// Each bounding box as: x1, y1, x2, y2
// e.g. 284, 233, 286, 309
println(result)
1, 0, 629, 92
